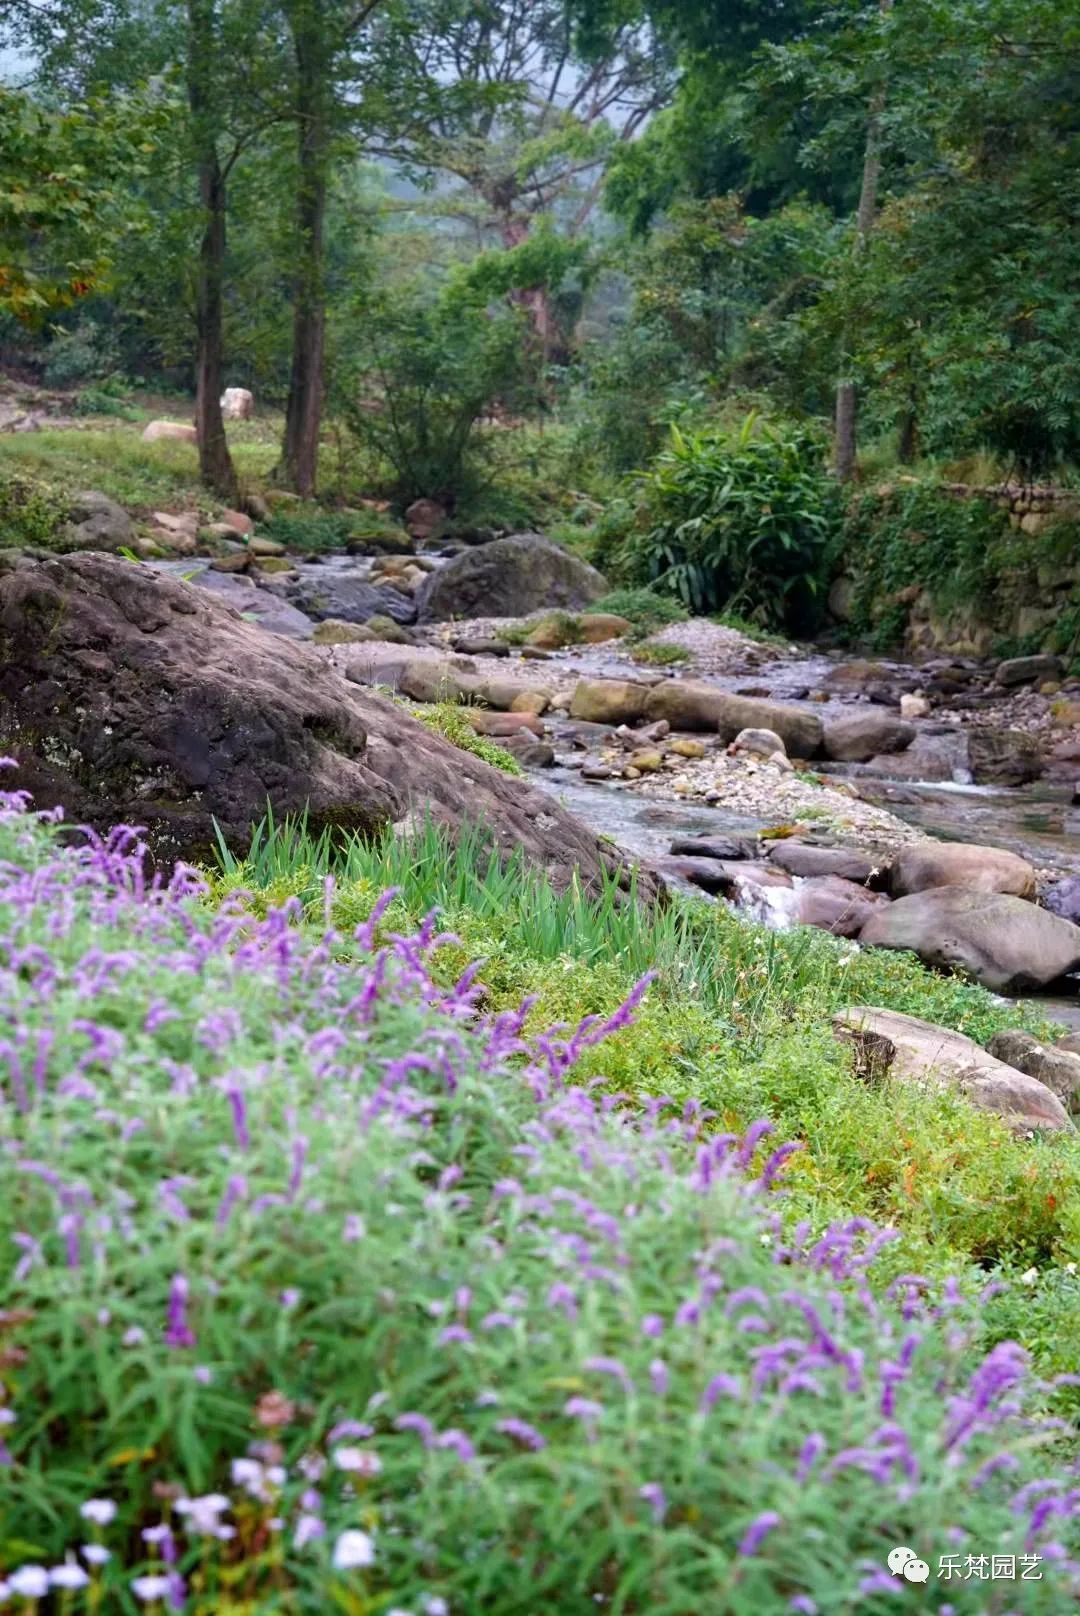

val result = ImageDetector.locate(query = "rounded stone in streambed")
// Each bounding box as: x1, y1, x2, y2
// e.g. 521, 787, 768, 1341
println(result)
859, 889, 1080, 991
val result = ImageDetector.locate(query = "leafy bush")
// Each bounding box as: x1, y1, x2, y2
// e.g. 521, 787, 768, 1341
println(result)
0, 471, 70, 546
42, 316, 121, 386
73, 373, 139, 419
1, 792, 1079, 1611
338, 286, 531, 506
618, 413, 840, 631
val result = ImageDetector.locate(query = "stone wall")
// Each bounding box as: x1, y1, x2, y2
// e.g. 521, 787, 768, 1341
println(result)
834, 481, 1080, 659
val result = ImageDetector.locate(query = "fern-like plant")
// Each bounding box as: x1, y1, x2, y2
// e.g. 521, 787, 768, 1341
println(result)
622, 412, 840, 632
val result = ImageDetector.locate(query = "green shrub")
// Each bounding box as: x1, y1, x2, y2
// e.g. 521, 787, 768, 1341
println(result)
337, 286, 531, 506
41, 315, 120, 386
73, 373, 139, 419
617, 413, 840, 632
0, 471, 71, 546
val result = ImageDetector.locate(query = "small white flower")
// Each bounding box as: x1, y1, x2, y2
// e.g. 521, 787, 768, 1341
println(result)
294, 1513, 324, 1549
0, 1408, 15, 1426
50, 1560, 90, 1590
1065, 1262, 1077, 1276
424, 1598, 449, 1616
80, 1498, 117, 1526
1020, 1266, 1040, 1286
332, 1446, 382, 1476
131, 1573, 172, 1601
81, 1544, 111, 1567
9, 1566, 50, 1598
332, 1529, 375, 1570
174, 1494, 230, 1534
266, 1464, 287, 1487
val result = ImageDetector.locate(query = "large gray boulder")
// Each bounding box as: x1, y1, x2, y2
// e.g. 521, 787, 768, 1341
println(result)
822, 712, 915, 763
794, 876, 890, 937
0, 553, 655, 901
1044, 875, 1080, 925
416, 533, 607, 622
833, 1007, 1071, 1132
890, 841, 1036, 899
858, 889, 1080, 991
61, 490, 133, 551
284, 569, 416, 626
642, 681, 823, 757
966, 727, 1043, 786
995, 653, 1063, 688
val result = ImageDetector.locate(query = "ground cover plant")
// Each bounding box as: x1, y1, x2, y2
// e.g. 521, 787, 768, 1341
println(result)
2, 784, 1080, 1611
208, 817, 1080, 1289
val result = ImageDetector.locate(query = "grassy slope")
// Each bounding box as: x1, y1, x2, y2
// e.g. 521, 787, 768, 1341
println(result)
0, 423, 278, 512
211, 818, 1080, 1393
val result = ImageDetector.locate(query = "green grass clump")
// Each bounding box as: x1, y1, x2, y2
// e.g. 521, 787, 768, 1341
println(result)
591, 585, 689, 635
631, 641, 690, 665
404, 700, 524, 774
0, 471, 71, 547
261, 505, 406, 553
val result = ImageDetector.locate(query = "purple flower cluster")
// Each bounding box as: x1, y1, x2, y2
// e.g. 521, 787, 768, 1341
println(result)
0, 791, 1076, 1613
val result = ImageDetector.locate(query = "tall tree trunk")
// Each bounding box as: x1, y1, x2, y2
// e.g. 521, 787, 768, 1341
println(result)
280, 1, 328, 497
834, 0, 892, 483
187, 0, 237, 502
499, 216, 555, 386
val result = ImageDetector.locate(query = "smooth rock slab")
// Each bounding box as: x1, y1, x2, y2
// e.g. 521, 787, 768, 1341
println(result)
987, 1029, 1080, 1114
889, 841, 1036, 900
642, 681, 823, 756
833, 1007, 1071, 1131
765, 841, 888, 887
569, 678, 648, 726
859, 889, 1080, 991
0, 553, 652, 899
823, 712, 915, 763
668, 835, 758, 862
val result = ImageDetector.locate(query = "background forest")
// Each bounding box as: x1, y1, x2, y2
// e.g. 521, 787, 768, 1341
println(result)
1, 0, 1078, 645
